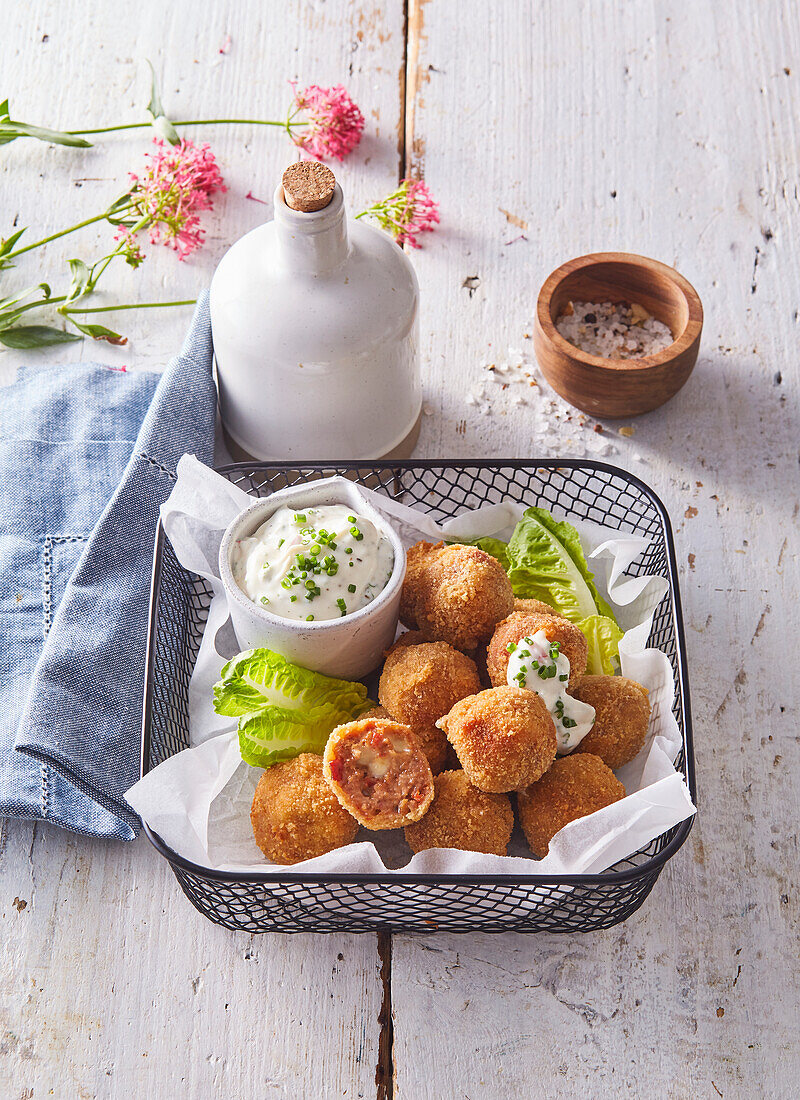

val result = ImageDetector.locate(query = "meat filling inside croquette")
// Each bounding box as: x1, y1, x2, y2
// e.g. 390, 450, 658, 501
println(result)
325, 721, 433, 825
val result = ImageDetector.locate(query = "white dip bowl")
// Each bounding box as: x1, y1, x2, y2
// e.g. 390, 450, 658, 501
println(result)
219, 477, 406, 680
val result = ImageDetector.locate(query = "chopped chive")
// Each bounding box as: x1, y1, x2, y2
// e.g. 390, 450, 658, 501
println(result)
290, 595, 297, 602
278, 538, 285, 548
337, 597, 347, 616
347, 515, 357, 523
506, 642, 517, 653
562, 717, 577, 729
348, 583, 356, 593
260, 596, 269, 605
559, 674, 568, 682
306, 614, 314, 621
309, 545, 320, 556
294, 513, 306, 523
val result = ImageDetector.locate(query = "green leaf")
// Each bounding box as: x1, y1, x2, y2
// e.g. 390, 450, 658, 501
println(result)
0, 325, 82, 348
64, 258, 92, 303
504, 507, 616, 622
0, 227, 26, 258
213, 648, 371, 768
0, 104, 91, 147
576, 614, 624, 676
67, 317, 128, 345
0, 283, 52, 329
145, 60, 179, 146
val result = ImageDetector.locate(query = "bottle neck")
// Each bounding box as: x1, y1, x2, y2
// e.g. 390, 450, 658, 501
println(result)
273, 181, 349, 273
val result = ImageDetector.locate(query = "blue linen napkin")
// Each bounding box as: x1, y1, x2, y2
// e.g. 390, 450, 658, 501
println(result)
1, 293, 216, 839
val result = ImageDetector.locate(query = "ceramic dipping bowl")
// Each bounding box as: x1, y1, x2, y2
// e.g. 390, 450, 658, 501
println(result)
534, 252, 703, 418
219, 476, 406, 680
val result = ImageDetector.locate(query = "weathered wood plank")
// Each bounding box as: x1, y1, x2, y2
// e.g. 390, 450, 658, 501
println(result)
1, 1, 406, 1095
396, 1, 800, 1096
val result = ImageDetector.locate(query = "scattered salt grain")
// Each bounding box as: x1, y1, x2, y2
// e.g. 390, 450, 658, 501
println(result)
556, 301, 673, 359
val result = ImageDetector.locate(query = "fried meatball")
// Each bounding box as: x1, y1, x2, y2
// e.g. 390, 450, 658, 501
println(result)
487, 612, 588, 691
361, 705, 391, 720
379, 642, 481, 728
513, 597, 565, 618
323, 717, 434, 829
400, 541, 514, 651
384, 629, 427, 659
572, 675, 651, 769
438, 686, 557, 793
517, 753, 626, 857
250, 753, 358, 865
404, 770, 514, 855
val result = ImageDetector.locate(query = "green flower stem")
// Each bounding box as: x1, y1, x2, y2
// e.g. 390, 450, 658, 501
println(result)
63, 300, 195, 314
5, 202, 136, 262
67, 118, 307, 136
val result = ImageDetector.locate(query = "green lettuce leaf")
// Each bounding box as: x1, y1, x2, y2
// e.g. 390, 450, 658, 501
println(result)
213, 648, 371, 767
505, 507, 615, 621
576, 614, 624, 676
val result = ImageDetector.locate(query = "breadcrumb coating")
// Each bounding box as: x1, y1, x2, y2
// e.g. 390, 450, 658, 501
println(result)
404, 770, 514, 855
379, 642, 481, 728
517, 753, 625, 857
513, 597, 565, 618
399, 542, 514, 651
572, 675, 650, 769
438, 685, 557, 793
487, 611, 588, 691
250, 753, 359, 865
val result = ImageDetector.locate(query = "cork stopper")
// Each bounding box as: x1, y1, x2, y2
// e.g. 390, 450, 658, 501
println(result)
282, 162, 336, 212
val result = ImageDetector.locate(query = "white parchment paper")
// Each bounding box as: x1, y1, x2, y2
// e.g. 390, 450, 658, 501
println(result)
126, 456, 695, 877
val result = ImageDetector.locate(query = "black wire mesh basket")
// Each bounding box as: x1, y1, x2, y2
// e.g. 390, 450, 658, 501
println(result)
141, 460, 695, 934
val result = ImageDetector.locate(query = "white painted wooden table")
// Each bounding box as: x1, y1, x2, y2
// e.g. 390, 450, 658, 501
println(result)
2, 2, 799, 1096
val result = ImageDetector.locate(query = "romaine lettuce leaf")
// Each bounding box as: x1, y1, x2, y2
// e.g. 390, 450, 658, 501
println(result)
505, 507, 616, 621
576, 614, 624, 676
213, 649, 371, 767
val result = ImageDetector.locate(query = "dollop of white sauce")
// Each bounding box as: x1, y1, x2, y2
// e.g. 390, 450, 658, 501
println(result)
506, 630, 596, 754
231, 504, 394, 623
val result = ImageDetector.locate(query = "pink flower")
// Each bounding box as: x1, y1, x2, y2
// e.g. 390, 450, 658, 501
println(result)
290, 84, 364, 161
124, 138, 226, 260
357, 179, 440, 248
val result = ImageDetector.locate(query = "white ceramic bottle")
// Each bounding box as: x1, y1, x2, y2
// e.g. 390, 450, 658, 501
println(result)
210, 162, 422, 461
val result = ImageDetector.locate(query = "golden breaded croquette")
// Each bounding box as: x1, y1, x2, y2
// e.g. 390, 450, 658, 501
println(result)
323, 717, 434, 829
438, 685, 557, 792
399, 542, 514, 651
250, 753, 359, 865
513, 597, 565, 618
379, 642, 481, 729
486, 611, 588, 691
572, 675, 650, 769
517, 753, 626, 857
361, 705, 391, 720
398, 542, 439, 629
384, 630, 427, 659
404, 770, 514, 855
378, 642, 480, 774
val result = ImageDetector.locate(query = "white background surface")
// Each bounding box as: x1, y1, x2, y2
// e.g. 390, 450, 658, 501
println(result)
2, 1, 799, 1097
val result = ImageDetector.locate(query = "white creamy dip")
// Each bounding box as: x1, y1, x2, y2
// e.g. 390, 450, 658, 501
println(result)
506, 630, 596, 754
231, 504, 394, 623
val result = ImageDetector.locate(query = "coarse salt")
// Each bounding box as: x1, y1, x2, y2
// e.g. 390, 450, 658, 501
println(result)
556, 301, 673, 359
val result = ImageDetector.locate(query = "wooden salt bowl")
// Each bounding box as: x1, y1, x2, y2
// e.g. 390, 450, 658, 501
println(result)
534, 252, 703, 418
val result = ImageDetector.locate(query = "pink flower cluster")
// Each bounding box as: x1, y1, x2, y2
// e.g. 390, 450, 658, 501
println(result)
122, 138, 226, 260
291, 84, 365, 161
361, 178, 440, 248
